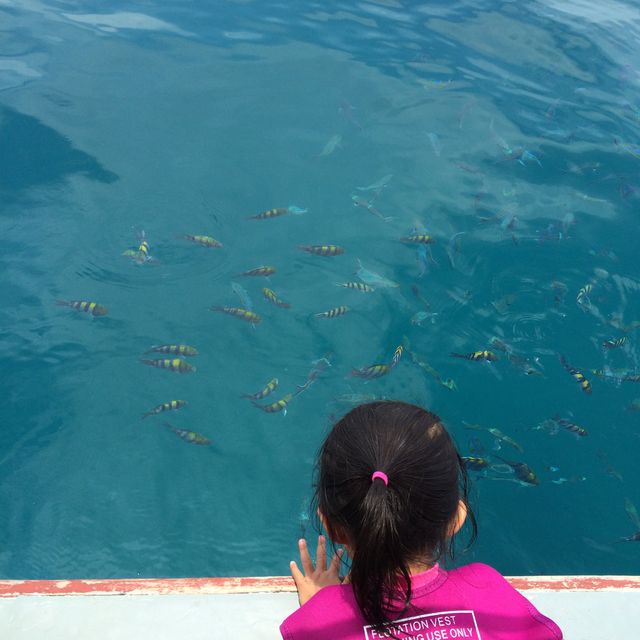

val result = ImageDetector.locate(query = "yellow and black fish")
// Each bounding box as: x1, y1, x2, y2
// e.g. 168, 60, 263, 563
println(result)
462, 456, 490, 471
184, 234, 222, 248
493, 455, 539, 485
298, 244, 344, 256
165, 422, 210, 445
145, 344, 199, 357
400, 234, 435, 244
123, 231, 154, 264
559, 355, 591, 394
335, 282, 375, 292
262, 288, 291, 309
391, 345, 403, 368
336, 282, 376, 293
552, 415, 588, 437
210, 306, 262, 325
254, 393, 293, 415
142, 400, 187, 419
141, 358, 195, 374
240, 266, 276, 277
56, 300, 108, 317
351, 363, 391, 379
603, 337, 627, 349
138, 238, 150, 260
242, 378, 279, 401
315, 305, 349, 319
248, 208, 288, 220
450, 350, 498, 362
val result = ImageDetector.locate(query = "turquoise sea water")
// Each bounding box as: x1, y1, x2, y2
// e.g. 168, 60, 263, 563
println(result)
2, 0, 640, 580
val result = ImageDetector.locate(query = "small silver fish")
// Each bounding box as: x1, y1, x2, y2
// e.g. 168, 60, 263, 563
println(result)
411, 311, 438, 326
231, 282, 253, 311
355, 259, 399, 288
335, 393, 383, 405
426, 132, 442, 157
319, 134, 342, 157
356, 174, 393, 193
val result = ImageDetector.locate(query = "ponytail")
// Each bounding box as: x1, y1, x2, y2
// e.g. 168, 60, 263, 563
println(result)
351, 476, 412, 629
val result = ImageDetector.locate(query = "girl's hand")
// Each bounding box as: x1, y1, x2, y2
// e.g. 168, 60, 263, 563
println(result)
289, 535, 343, 606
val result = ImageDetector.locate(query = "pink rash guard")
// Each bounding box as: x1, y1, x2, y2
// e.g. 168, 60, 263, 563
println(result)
280, 563, 562, 640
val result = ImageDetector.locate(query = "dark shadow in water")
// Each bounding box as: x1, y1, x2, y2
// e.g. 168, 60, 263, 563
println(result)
0, 105, 118, 197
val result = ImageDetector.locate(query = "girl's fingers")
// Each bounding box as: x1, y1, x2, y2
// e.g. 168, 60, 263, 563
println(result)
298, 538, 315, 575
290, 560, 304, 586
316, 535, 327, 572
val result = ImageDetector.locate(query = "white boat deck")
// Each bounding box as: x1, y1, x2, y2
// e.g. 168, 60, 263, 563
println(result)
1, 575, 638, 639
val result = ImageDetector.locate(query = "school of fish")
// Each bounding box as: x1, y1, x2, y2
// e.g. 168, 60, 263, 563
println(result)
54, 92, 640, 550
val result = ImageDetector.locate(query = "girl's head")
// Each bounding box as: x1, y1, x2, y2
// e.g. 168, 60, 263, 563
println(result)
314, 401, 476, 629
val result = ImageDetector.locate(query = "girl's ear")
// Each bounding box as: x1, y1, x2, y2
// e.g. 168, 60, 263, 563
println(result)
318, 508, 349, 545
449, 500, 468, 536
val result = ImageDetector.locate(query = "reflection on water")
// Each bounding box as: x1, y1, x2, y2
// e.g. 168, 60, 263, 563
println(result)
1, 0, 640, 578
0, 106, 118, 194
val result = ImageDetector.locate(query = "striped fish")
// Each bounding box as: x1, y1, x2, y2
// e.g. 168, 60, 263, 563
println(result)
142, 400, 187, 419
248, 208, 288, 220
391, 345, 403, 368
262, 288, 291, 309
239, 266, 276, 277
56, 300, 108, 317
552, 415, 588, 437
576, 283, 593, 305
559, 355, 592, 394
145, 344, 198, 357
603, 337, 627, 349
492, 456, 539, 486
400, 234, 435, 244
122, 230, 154, 264
335, 282, 375, 292
315, 306, 349, 319
298, 244, 344, 256
450, 350, 498, 362
165, 423, 210, 446
242, 378, 279, 401
141, 358, 195, 374
253, 393, 293, 415
351, 363, 391, 379
210, 306, 262, 325
461, 456, 490, 471
138, 239, 150, 259
184, 234, 222, 248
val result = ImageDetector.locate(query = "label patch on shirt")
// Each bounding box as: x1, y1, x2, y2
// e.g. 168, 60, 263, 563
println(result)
363, 610, 481, 640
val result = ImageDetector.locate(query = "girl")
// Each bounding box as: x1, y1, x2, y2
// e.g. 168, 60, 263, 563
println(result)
280, 401, 562, 639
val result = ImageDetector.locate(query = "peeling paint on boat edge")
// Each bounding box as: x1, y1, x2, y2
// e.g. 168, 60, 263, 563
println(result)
0, 575, 639, 597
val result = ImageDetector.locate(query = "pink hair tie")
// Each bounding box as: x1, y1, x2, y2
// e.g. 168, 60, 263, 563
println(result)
371, 471, 389, 486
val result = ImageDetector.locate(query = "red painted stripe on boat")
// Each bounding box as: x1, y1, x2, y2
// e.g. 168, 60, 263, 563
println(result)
507, 575, 640, 591
0, 577, 295, 597
0, 575, 638, 597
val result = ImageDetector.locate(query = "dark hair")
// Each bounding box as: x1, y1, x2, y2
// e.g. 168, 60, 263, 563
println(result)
314, 401, 476, 632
